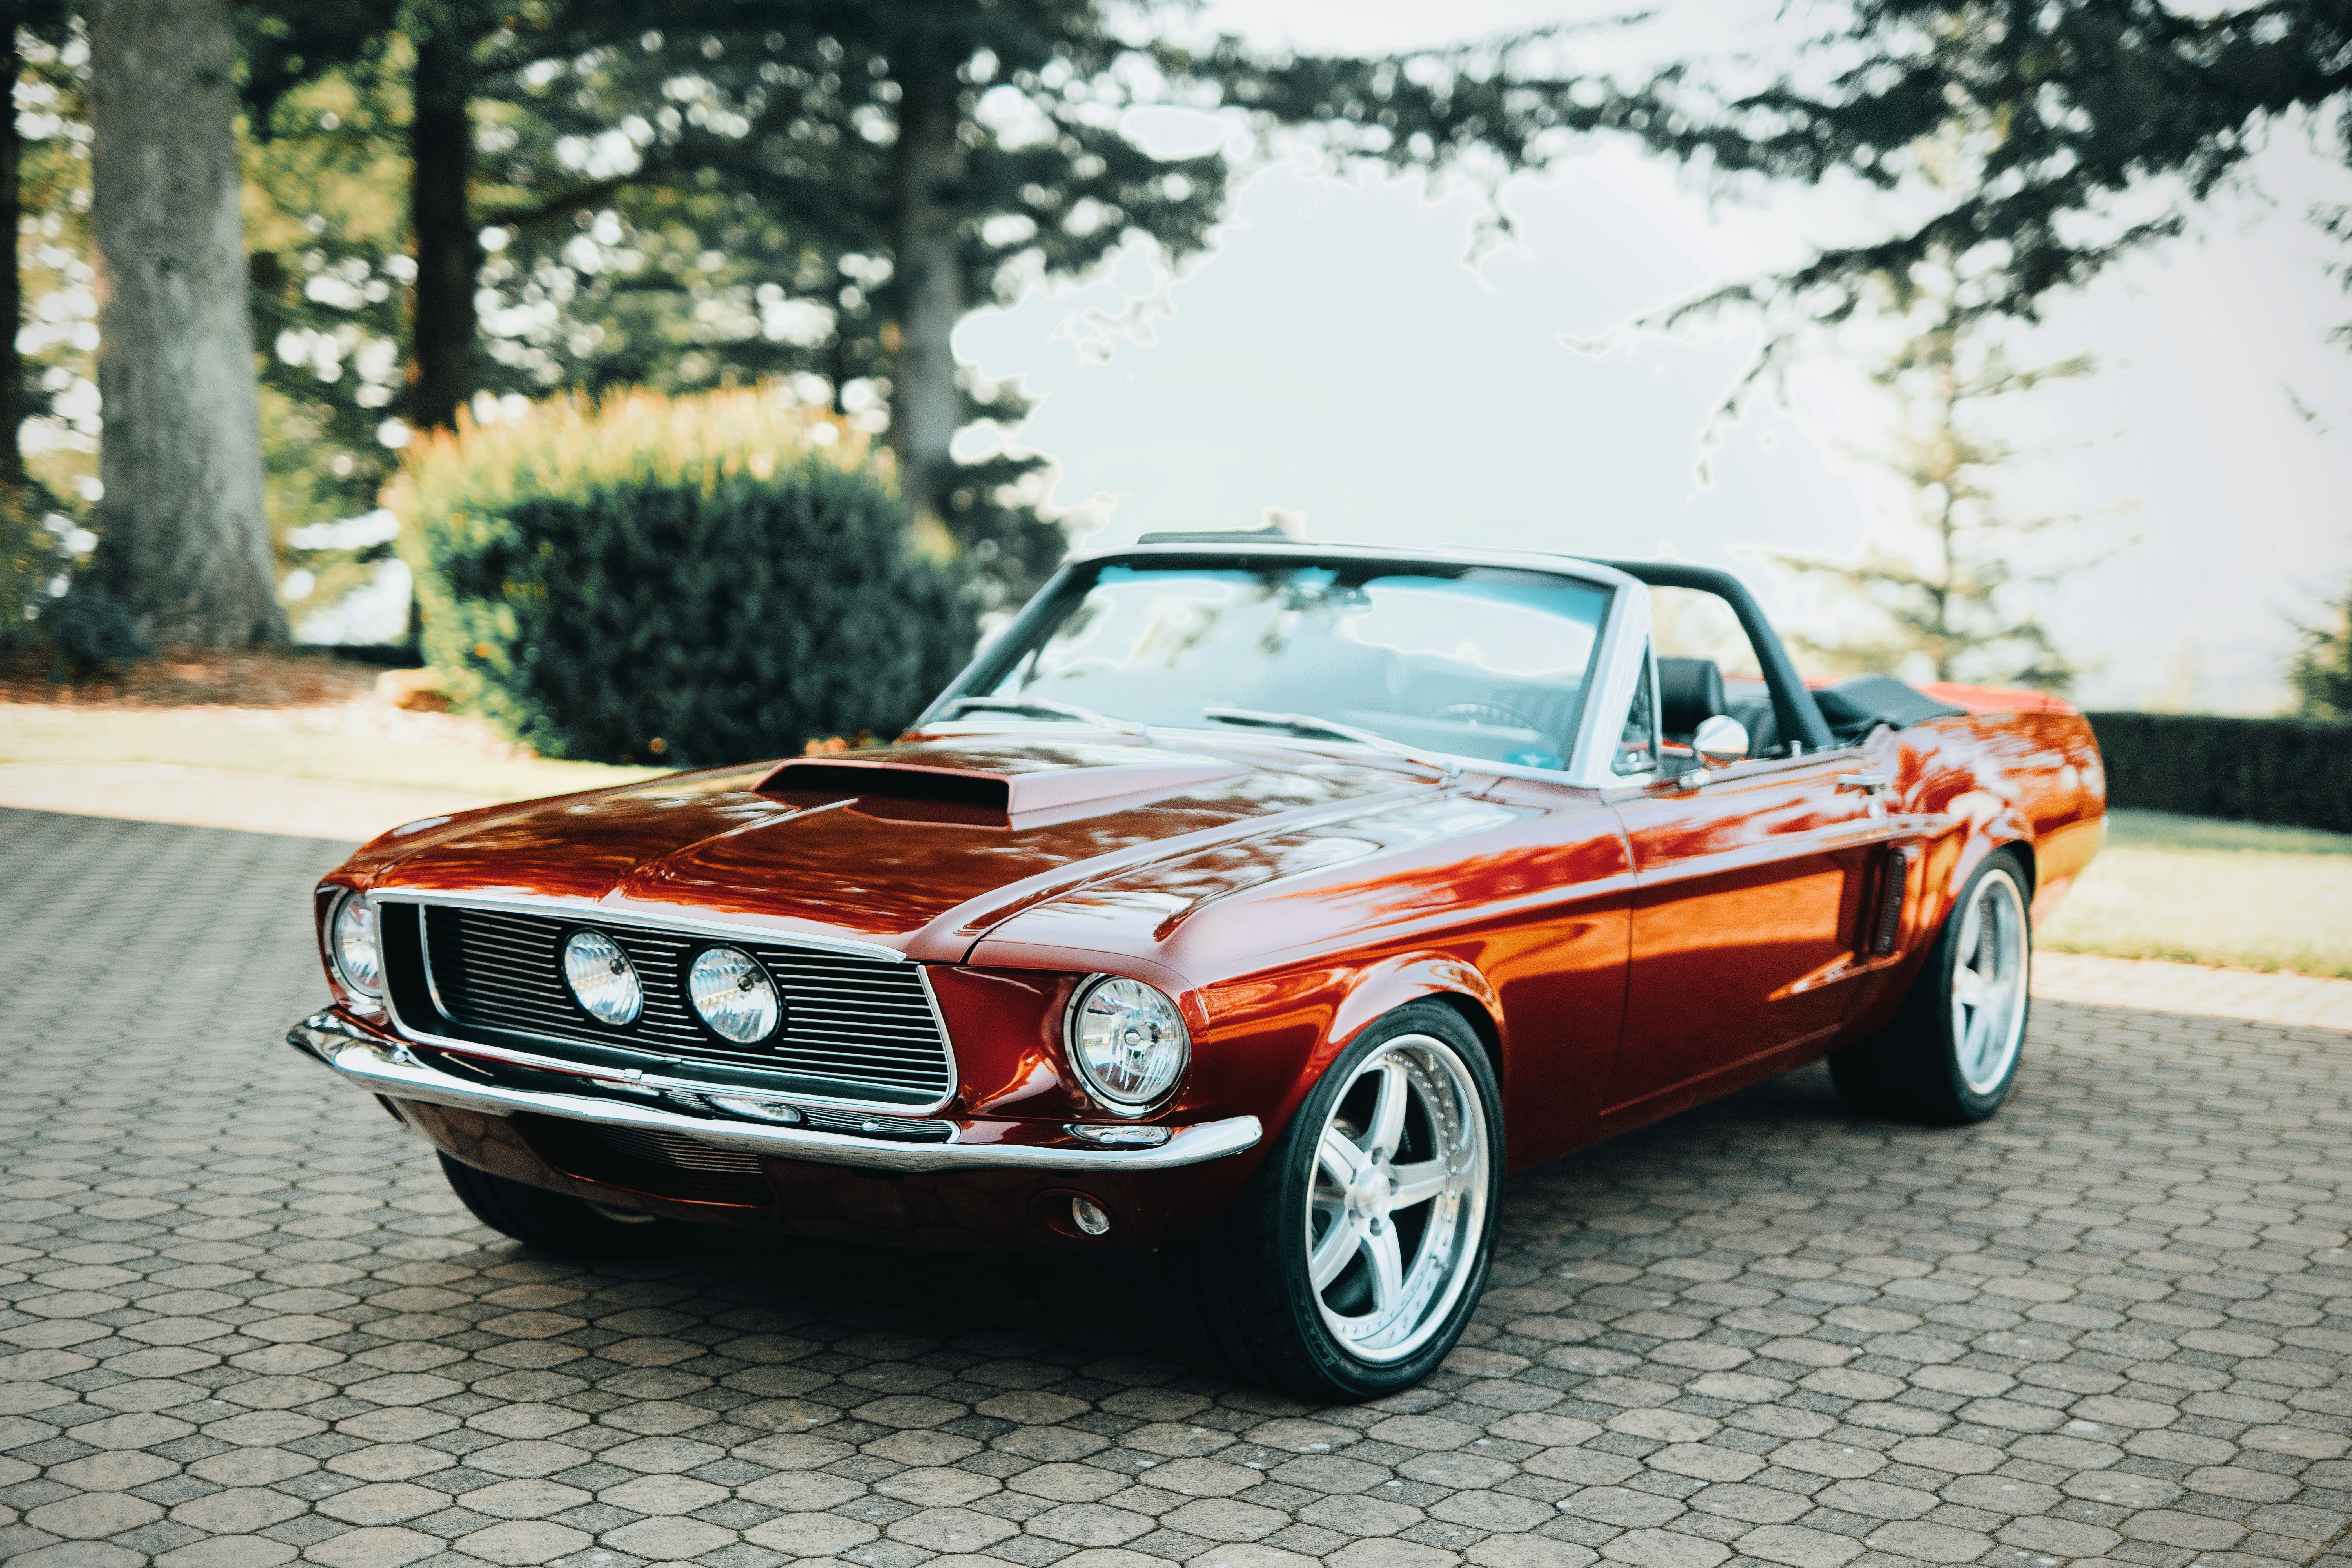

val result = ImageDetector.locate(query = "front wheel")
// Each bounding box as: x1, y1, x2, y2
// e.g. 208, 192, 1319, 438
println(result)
1166, 1001, 1504, 1399
438, 1152, 675, 1256
1831, 849, 2033, 1123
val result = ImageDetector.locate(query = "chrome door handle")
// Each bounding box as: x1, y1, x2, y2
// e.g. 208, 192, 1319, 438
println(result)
1837, 772, 1891, 794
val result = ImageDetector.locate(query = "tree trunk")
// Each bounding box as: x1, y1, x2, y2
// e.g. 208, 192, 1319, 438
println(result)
0, 34, 24, 489
408, 23, 476, 431
85, 0, 283, 647
890, 59, 964, 534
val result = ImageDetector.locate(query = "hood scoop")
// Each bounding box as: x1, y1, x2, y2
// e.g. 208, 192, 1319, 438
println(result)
757, 755, 1249, 830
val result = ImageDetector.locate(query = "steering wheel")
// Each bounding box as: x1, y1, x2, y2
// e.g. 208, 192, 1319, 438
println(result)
1432, 701, 1550, 740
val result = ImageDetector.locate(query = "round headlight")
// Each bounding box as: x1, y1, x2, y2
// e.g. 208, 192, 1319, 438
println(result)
329, 892, 383, 998
562, 929, 643, 1026
688, 946, 781, 1044
1068, 976, 1190, 1111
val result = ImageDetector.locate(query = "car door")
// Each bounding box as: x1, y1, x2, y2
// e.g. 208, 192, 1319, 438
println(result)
1601, 751, 1886, 1123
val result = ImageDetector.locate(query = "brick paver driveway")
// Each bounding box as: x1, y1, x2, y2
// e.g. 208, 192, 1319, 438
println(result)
4, 807, 2347, 1568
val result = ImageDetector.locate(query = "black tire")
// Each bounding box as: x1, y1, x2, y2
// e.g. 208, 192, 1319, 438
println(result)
1165, 1000, 1505, 1399
438, 1152, 673, 1256
1831, 848, 2033, 1123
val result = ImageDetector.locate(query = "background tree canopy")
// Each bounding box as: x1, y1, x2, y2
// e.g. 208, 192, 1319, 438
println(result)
229, 0, 1669, 621
9, 0, 2349, 664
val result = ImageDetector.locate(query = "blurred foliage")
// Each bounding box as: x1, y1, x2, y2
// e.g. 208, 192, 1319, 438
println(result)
390, 383, 974, 766
12, 27, 96, 509
0, 482, 60, 651
1630, 1, 2352, 387
2289, 584, 2352, 722
240, 52, 416, 628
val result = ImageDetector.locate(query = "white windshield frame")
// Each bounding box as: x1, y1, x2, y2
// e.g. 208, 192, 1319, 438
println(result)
922, 542, 1656, 793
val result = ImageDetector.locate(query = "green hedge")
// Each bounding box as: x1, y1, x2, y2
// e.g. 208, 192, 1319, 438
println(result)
395, 387, 976, 768
2086, 711, 2352, 834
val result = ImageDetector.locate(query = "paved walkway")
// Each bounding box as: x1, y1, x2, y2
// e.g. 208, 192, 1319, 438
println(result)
2, 808, 2346, 1568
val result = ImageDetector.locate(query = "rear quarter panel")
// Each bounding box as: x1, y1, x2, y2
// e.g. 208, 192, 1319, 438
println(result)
1841, 696, 2106, 1039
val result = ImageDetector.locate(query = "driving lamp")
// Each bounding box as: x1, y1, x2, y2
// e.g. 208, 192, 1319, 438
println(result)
329, 892, 383, 998
1067, 976, 1190, 1111
562, 929, 644, 1026
688, 946, 782, 1043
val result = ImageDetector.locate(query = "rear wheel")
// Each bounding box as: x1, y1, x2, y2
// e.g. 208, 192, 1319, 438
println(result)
438, 1152, 673, 1256
1167, 1001, 1503, 1399
1831, 850, 2032, 1123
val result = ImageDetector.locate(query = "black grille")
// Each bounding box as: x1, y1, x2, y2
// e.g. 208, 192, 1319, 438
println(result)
519, 1114, 772, 1207
405, 904, 954, 1105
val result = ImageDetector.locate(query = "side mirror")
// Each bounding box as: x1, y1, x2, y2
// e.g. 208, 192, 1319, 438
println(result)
1691, 715, 1750, 769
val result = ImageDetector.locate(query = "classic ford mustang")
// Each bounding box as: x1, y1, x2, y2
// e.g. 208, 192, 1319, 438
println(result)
291, 537, 2104, 1396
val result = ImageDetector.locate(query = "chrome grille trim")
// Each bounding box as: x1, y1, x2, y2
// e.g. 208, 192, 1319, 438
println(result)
375, 886, 907, 961
381, 897, 957, 1114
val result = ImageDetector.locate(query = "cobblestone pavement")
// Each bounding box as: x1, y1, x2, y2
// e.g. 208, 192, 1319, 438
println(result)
4, 806, 2348, 1568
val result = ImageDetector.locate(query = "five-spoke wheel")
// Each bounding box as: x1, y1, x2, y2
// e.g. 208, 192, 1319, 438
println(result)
1949, 867, 2029, 1097
1305, 1038, 1491, 1364
1166, 1001, 1503, 1398
1831, 849, 2033, 1123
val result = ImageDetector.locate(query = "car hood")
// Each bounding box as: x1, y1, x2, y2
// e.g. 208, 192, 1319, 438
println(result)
354, 735, 1441, 962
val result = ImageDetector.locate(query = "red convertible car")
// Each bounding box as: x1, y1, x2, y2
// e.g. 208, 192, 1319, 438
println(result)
291, 539, 2105, 1396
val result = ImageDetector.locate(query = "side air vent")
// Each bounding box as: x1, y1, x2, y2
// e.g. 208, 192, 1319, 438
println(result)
1871, 844, 1919, 955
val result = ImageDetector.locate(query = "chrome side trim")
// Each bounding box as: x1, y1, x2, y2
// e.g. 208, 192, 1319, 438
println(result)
367, 887, 908, 963
288, 1013, 1261, 1174
380, 898, 959, 1116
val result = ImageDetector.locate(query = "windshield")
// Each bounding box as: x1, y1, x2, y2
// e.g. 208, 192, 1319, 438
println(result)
957, 559, 1613, 770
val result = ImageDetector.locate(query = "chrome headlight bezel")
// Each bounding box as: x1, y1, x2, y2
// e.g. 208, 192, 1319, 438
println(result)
328, 890, 385, 1000
686, 945, 783, 1044
561, 928, 645, 1027
1064, 974, 1191, 1115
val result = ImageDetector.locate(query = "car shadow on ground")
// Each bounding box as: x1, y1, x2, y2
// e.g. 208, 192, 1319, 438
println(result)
419, 1056, 1882, 1401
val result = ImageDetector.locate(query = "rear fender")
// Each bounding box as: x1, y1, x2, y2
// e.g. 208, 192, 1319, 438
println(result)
1919, 802, 2037, 955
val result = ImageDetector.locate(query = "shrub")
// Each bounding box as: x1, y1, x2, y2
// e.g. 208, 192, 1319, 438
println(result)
2087, 711, 2352, 835
45, 583, 154, 676
391, 387, 976, 768
0, 487, 62, 654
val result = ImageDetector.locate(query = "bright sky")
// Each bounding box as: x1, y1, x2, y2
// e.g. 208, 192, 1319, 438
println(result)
957, 0, 2352, 713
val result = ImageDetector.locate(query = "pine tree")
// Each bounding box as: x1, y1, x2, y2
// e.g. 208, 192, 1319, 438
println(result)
2288, 586, 2352, 721
1774, 273, 2102, 691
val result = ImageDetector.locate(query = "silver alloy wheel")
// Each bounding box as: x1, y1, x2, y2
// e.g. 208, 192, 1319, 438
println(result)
1951, 868, 2031, 1095
1305, 1033, 1491, 1364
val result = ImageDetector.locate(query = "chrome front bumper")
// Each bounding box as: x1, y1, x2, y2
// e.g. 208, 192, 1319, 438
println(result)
285, 1013, 1262, 1174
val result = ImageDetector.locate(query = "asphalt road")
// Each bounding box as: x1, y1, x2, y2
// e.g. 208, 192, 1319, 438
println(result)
2, 806, 2347, 1568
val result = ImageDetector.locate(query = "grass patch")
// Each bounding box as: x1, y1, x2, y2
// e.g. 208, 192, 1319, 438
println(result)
2040, 809, 2352, 978
0, 704, 668, 800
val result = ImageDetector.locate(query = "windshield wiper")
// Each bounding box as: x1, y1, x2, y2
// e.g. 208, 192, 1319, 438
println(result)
940, 694, 1149, 738
1201, 706, 1461, 780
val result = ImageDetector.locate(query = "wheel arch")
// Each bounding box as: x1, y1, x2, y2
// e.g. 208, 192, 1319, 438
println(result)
1930, 820, 2038, 945
1327, 953, 1507, 1091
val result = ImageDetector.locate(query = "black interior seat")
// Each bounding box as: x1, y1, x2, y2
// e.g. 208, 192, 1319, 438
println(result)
1657, 656, 1726, 739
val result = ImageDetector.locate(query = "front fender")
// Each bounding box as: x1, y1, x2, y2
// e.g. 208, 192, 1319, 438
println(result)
1329, 952, 1504, 1064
